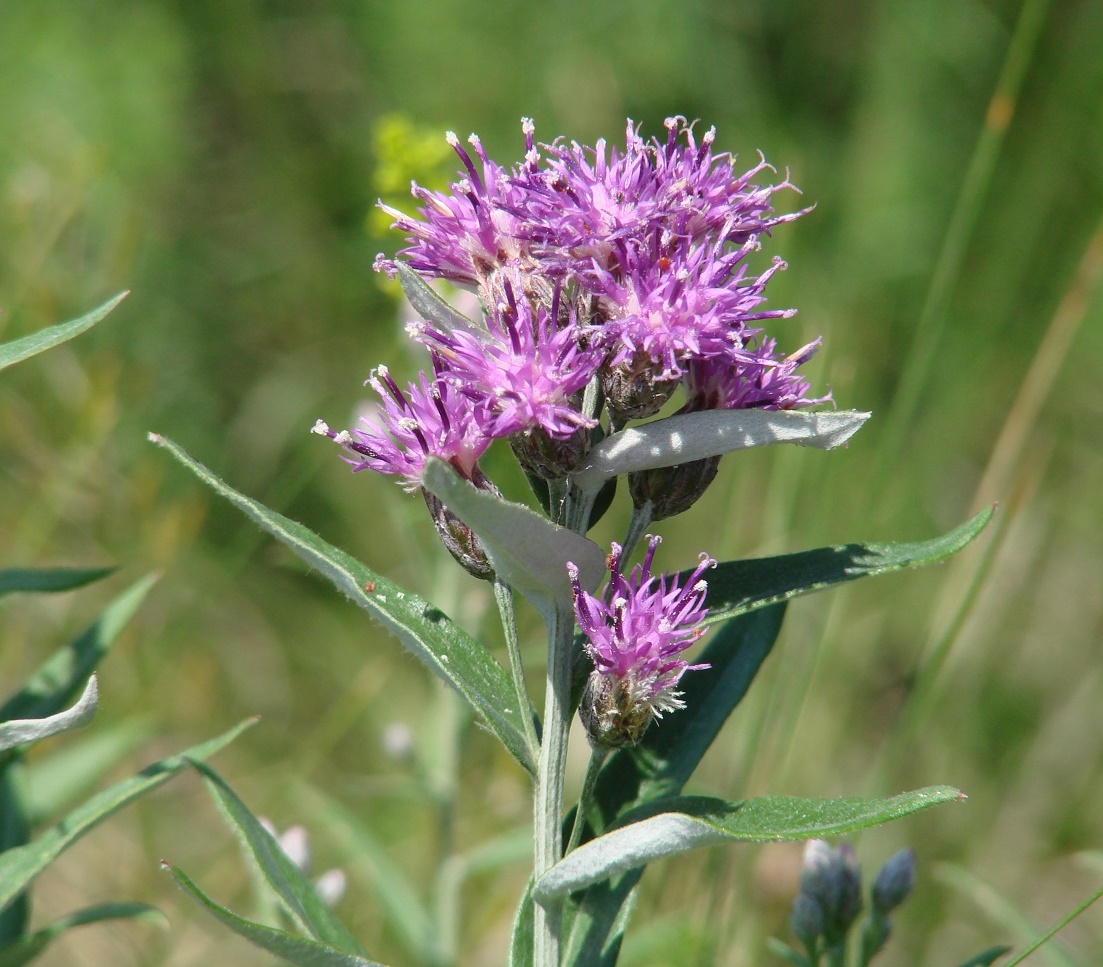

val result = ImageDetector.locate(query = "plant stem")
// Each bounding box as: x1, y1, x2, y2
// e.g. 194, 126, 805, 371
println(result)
564, 747, 608, 855
493, 579, 540, 759
533, 601, 576, 967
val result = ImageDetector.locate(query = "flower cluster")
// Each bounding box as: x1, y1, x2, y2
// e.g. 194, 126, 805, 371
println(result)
318, 117, 828, 503
315, 117, 832, 735
568, 535, 714, 748
788, 840, 917, 963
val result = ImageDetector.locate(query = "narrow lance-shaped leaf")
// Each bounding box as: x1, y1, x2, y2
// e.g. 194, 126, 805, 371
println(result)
0, 675, 98, 753
954, 949, 1013, 967
189, 760, 367, 957
420, 457, 606, 613
0, 574, 157, 725
0, 718, 254, 916
298, 784, 435, 964
696, 505, 994, 627
0, 293, 127, 373
571, 409, 870, 492
0, 567, 116, 599
149, 434, 537, 776
0, 903, 165, 967
163, 864, 387, 967
537, 788, 963, 902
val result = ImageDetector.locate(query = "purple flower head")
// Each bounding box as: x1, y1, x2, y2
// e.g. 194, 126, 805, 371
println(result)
410, 279, 606, 440
312, 366, 491, 491
591, 239, 796, 381
516, 117, 806, 280
684, 333, 832, 412
374, 123, 543, 288
568, 536, 714, 745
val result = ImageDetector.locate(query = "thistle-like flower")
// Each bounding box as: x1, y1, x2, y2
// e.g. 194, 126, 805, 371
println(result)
567, 535, 714, 748
312, 366, 491, 491
409, 278, 606, 442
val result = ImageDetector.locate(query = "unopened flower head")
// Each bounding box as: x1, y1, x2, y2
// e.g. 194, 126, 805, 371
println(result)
796, 839, 863, 947
568, 535, 714, 748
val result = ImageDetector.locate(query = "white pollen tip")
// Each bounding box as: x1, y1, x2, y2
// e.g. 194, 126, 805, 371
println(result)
445, 131, 459, 145
334, 430, 352, 445
311, 419, 330, 435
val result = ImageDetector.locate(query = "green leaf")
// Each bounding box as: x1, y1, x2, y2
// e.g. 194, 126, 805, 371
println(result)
150, 434, 537, 775
163, 864, 386, 967
0, 575, 157, 725
765, 937, 812, 967
420, 458, 606, 615
955, 949, 1012, 967
697, 505, 993, 627
0, 903, 164, 967
395, 261, 477, 333
189, 761, 366, 957
23, 719, 151, 823
0, 676, 98, 753
0, 765, 31, 945
537, 788, 962, 902
0, 568, 116, 599
0, 293, 127, 374
508, 880, 535, 967
572, 409, 870, 491
297, 785, 434, 965
559, 606, 786, 965
0, 718, 253, 917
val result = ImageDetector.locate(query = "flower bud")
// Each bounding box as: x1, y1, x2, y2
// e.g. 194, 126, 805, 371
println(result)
789, 891, 825, 951
578, 670, 654, 749
420, 464, 501, 581
510, 424, 592, 480
628, 455, 720, 521
797, 839, 863, 946
603, 352, 680, 423
871, 848, 915, 915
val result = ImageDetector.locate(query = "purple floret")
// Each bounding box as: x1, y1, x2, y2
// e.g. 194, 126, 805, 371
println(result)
568, 535, 714, 717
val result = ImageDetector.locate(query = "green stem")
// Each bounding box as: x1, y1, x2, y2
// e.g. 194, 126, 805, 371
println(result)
493, 579, 540, 759
533, 601, 576, 967
564, 747, 609, 856
622, 502, 654, 562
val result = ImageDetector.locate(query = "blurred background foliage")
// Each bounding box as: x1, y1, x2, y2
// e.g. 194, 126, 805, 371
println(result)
2, 0, 1102, 963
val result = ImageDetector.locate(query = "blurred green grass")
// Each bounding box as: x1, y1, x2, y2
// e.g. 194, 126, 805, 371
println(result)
2, 0, 1102, 963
